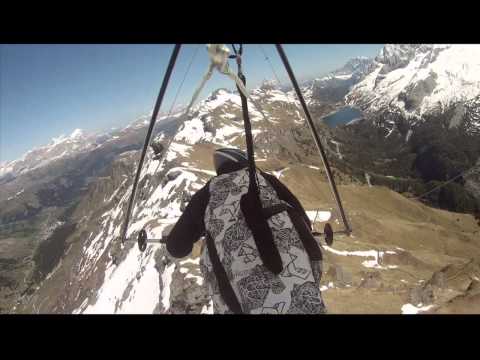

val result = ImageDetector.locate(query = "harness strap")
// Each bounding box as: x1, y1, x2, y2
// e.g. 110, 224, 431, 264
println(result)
262, 202, 323, 261
261, 174, 324, 262
262, 203, 292, 219
205, 231, 243, 314
235, 52, 283, 275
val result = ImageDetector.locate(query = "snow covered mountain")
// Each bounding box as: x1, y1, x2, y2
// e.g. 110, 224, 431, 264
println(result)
346, 44, 480, 120
4, 47, 480, 314
14, 86, 330, 314
0, 113, 183, 312
72, 88, 311, 314
0, 129, 97, 179
14, 83, 480, 315
302, 57, 376, 104
0, 106, 184, 182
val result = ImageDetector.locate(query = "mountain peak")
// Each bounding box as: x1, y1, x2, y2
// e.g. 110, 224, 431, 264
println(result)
1, 128, 95, 179
336, 57, 376, 76
70, 128, 84, 139
259, 79, 280, 91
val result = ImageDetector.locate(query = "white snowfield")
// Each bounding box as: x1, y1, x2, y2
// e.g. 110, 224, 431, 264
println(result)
161, 263, 176, 311
82, 246, 161, 314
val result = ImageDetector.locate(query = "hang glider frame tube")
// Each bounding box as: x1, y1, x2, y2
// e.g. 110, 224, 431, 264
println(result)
275, 44, 352, 235
120, 44, 182, 244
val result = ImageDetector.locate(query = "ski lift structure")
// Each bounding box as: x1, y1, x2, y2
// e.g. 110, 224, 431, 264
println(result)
119, 44, 352, 253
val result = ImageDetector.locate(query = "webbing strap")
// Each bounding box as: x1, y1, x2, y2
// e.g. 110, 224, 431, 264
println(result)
235, 51, 283, 275
262, 203, 292, 219
261, 176, 323, 262
205, 232, 243, 314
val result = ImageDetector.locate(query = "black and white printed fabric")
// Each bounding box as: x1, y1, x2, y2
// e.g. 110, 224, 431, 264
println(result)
199, 168, 327, 314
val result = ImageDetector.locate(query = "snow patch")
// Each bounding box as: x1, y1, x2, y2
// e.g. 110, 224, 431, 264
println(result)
401, 303, 434, 314
175, 118, 211, 145
185, 273, 204, 286
70, 128, 84, 139
320, 282, 335, 291
306, 210, 331, 222
201, 300, 214, 314
213, 124, 243, 145
180, 258, 200, 266
166, 143, 191, 161
271, 167, 290, 179
161, 263, 176, 311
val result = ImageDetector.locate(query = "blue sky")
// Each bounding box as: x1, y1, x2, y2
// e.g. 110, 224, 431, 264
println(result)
0, 44, 383, 163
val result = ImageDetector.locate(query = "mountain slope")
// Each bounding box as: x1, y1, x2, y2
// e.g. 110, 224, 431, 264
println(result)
0, 114, 182, 312
302, 57, 376, 105
13, 85, 480, 314
12, 86, 330, 313
5, 45, 480, 314
346, 44, 480, 122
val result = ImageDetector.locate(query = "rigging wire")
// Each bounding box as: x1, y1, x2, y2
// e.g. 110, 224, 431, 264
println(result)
258, 44, 283, 87
166, 45, 201, 119
409, 164, 479, 200
148, 45, 201, 178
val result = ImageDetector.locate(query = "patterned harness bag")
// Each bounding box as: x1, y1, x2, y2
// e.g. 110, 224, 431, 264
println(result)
200, 168, 327, 314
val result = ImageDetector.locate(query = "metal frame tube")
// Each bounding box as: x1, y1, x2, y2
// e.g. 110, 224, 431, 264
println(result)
120, 44, 182, 243
275, 44, 351, 234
